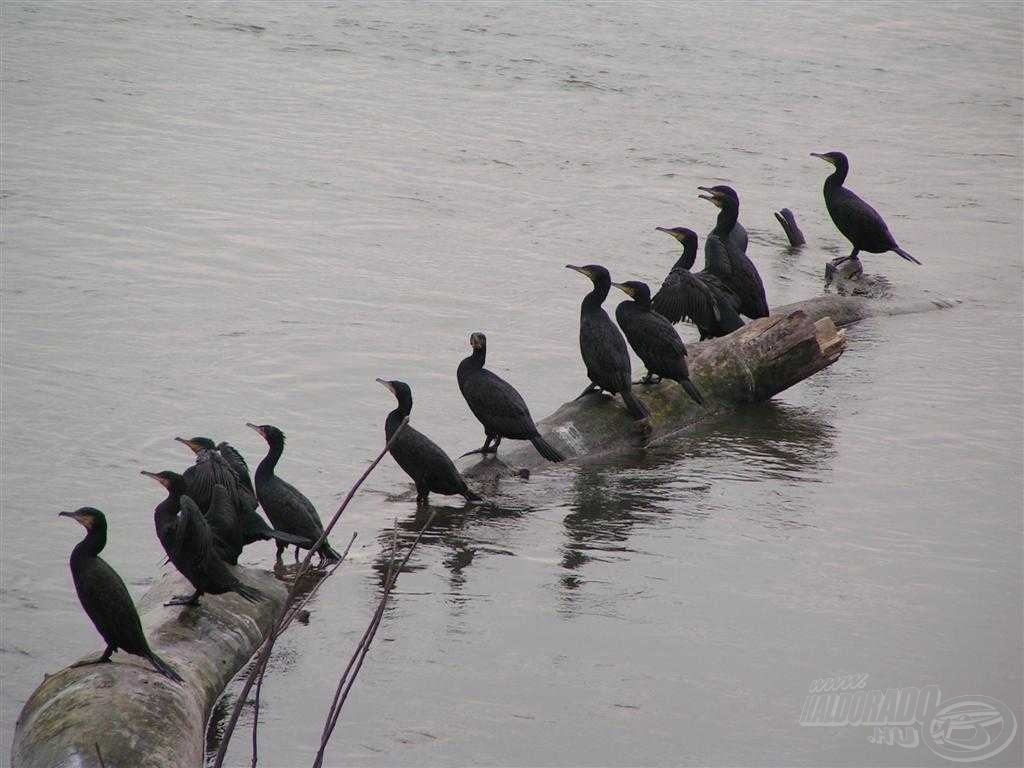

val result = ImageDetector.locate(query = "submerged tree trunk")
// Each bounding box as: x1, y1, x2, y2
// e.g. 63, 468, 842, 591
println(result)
11, 567, 286, 768
464, 292, 955, 477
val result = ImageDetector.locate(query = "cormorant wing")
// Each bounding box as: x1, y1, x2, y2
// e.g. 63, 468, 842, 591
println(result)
829, 187, 896, 252
460, 369, 537, 438
217, 442, 255, 497
174, 494, 214, 568
652, 270, 723, 327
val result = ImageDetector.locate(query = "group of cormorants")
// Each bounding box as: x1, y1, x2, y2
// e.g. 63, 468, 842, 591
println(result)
59, 151, 918, 684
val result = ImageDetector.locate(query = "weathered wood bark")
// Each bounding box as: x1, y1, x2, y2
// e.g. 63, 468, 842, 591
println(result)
464, 292, 955, 478
11, 567, 286, 768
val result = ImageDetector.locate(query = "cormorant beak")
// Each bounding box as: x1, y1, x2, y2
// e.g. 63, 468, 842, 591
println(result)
174, 436, 201, 454
59, 510, 90, 528
565, 264, 591, 279
611, 282, 634, 297
375, 378, 397, 396
140, 470, 170, 489
655, 226, 684, 243
697, 186, 723, 207
246, 422, 264, 438
810, 152, 835, 166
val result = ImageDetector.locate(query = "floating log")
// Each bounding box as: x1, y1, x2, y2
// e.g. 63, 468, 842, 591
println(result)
11, 567, 286, 768
464, 292, 955, 477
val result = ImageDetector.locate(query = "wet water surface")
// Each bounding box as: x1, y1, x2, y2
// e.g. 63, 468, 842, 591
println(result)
3, 2, 1022, 766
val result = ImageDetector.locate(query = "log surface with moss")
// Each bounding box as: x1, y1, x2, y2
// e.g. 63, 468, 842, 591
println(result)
11, 567, 286, 768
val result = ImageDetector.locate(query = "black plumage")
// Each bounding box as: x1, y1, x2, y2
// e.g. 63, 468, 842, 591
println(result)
457, 332, 565, 462
60, 507, 182, 682
141, 470, 266, 606
177, 436, 313, 556
651, 226, 744, 339
698, 185, 770, 319
613, 280, 705, 406
247, 424, 341, 564
811, 151, 920, 266
566, 264, 650, 421
377, 378, 482, 504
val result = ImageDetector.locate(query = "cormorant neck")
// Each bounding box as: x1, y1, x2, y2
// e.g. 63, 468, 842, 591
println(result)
824, 160, 848, 190
673, 240, 697, 271
582, 278, 610, 310
712, 201, 738, 236
72, 523, 107, 560
256, 439, 283, 478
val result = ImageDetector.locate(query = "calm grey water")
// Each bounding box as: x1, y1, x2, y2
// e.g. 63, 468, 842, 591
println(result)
3, 2, 1022, 766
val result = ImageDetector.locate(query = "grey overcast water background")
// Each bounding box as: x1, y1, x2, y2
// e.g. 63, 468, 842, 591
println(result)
2, 2, 1022, 766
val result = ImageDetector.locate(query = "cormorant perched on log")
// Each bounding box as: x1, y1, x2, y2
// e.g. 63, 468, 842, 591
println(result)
59, 507, 183, 682
457, 332, 565, 462
247, 424, 341, 564
566, 264, 650, 421
377, 378, 482, 504
651, 226, 744, 339
140, 471, 266, 607
612, 280, 705, 406
698, 185, 770, 319
176, 436, 312, 556
811, 151, 920, 266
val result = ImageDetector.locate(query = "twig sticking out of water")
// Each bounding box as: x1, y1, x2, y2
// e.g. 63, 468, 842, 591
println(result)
211, 418, 408, 768
312, 509, 438, 768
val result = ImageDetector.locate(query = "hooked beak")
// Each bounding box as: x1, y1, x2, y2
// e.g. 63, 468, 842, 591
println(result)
655, 226, 683, 243
810, 152, 835, 166
140, 470, 169, 489
375, 377, 396, 396
611, 282, 633, 297
58, 510, 77, 519
58, 510, 90, 529
565, 264, 589, 277
697, 186, 721, 206
174, 436, 201, 454
246, 422, 264, 438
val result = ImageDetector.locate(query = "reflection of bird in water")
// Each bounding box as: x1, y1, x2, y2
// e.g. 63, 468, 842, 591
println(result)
457, 332, 564, 462
612, 280, 705, 406
651, 226, 744, 340
697, 185, 769, 319
811, 150, 920, 267
247, 423, 341, 564
176, 436, 313, 557
141, 470, 266, 606
60, 507, 183, 682
566, 263, 650, 421
377, 378, 481, 504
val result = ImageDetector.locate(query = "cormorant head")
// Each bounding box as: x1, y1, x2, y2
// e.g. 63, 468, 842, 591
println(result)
140, 470, 187, 494
565, 264, 611, 285
612, 280, 652, 304
59, 506, 106, 531
655, 226, 698, 250
810, 151, 847, 168
247, 423, 285, 447
697, 185, 739, 209
469, 332, 487, 352
376, 378, 413, 405
175, 436, 216, 454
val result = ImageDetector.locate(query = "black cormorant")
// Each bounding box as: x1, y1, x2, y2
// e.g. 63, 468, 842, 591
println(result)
651, 226, 745, 339
612, 280, 705, 406
177, 436, 312, 555
60, 507, 183, 681
698, 185, 770, 319
566, 264, 650, 421
811, 151, 920, 266
247, 424, 341, 563
141, 470, 266, 606
457, 332, 565, 462
377, 378, 482, 503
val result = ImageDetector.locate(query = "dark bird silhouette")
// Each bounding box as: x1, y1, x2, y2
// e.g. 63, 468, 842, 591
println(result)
612, 280, 705, 406
651, 226, 744, 339
377, 378, 482, 504
457, 332, 565, 462
176, 436, 312, 556
698, 185, 769, 319
59, 507, 183, 682
811, 151, 920, 266
247, 424, 341, 564
566, 264, 650, 421
141, 470, 266, 606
